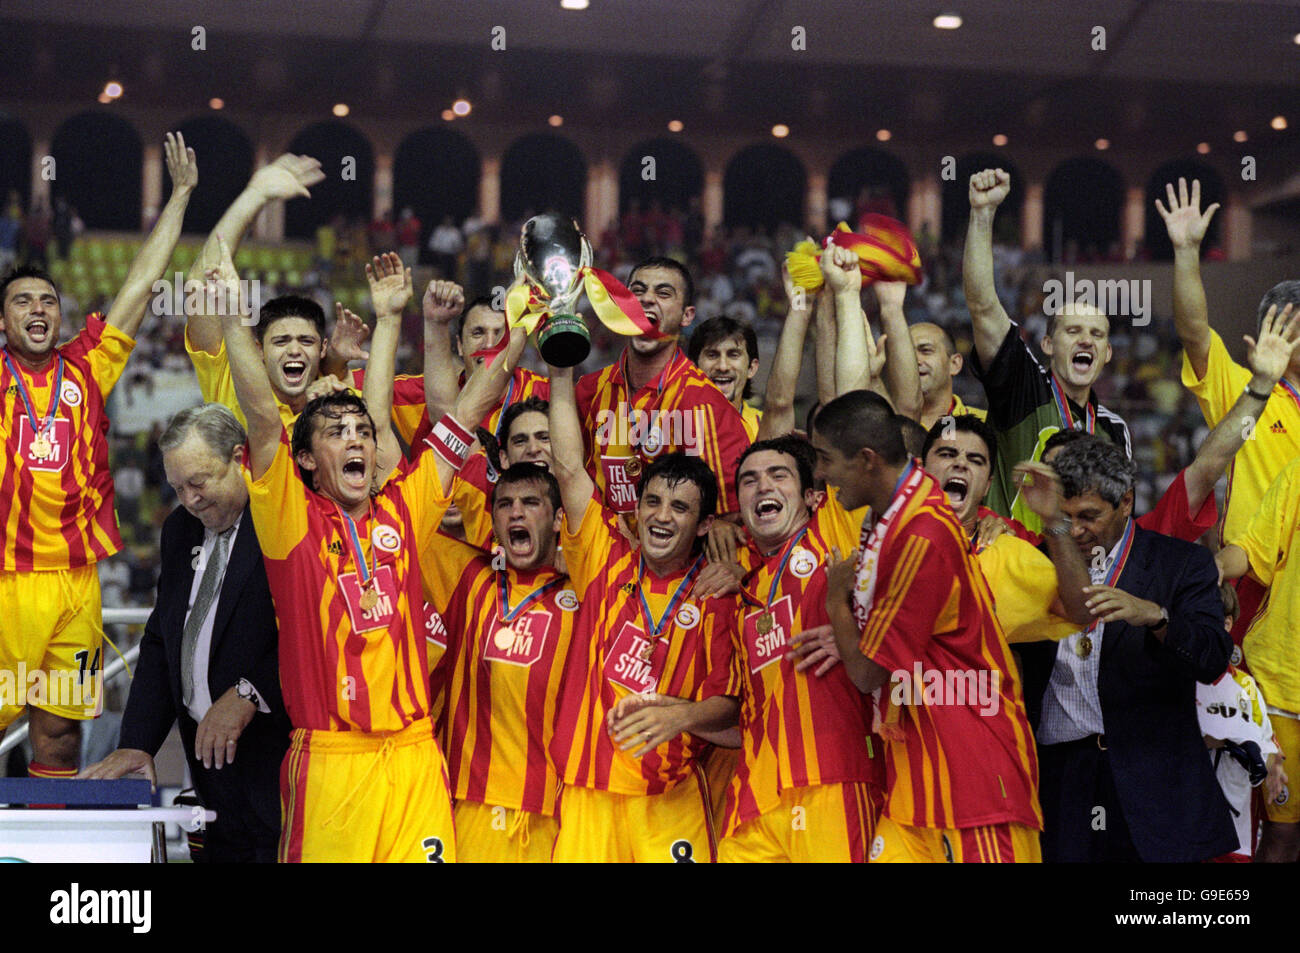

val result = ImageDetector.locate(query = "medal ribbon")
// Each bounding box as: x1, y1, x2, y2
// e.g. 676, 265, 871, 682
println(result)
1049, 374, 1095, 435
335, 502, 378, 588
741, 526, 810, 610
636, 553, 703, 637
497, 570, 564, 623
620, 346, 678, 457
491, 373, 517, 440
1086, 517, 1135, 633
3, 351, 64, 440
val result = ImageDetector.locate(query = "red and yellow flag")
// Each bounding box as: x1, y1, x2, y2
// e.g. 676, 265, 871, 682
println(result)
786, 216, 922, 291
505, 268, 660, 339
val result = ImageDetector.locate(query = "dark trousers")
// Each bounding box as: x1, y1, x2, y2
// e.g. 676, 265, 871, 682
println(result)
1038, 735, 1143, 863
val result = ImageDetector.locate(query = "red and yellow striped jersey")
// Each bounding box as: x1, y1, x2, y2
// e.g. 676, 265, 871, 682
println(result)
856, 471, 1041, 831
422, 536, 577, 816
575, 347, 749, 514
551, 500, 741, 796
2, 316, 132, 570
449, 452, 495, 550
726, 489, 882, 834
386, 366, 550, 445
425, 602, 449, 724
247, 431, 440, 733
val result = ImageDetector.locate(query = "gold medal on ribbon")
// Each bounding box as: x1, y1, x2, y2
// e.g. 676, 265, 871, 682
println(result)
624, 455, 642, 480
494, 626, 516, 651
756, 612, 775, 635
639, 639, 656, 662
30, 433, 52, 460
359, 586, 379, 612
1076, 634, 1093, 658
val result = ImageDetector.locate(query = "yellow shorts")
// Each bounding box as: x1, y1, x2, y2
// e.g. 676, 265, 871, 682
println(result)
278, 717, 456, 863
702, 745, 740, 834
0, 565, 103, 730
869, 815, 1041, 863
552, 767, 715, 863
1266, 711, 1300, 824
719, 782, 877, 863
454, 799, 558, 863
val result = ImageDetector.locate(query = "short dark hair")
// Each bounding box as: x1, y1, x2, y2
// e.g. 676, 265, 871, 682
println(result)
737, 435, 816, 496
490, 462, 561, 514
629, 256, 695, 307
921, 413, 998, 464
896, 415, 928, 459
912, 321, 956, 357
455, 294, 500, 342
1257, 280, 1300, 332
687, 316, 760, 399
499, 395, 550, 445
639, 452, 717, 520
1, 265, 59, 309
1042, 427, 1090, 460
1050, 435, 1136, 507
813, 390, 907, 465
256, 294, 326, 343
291, 391, 378, 488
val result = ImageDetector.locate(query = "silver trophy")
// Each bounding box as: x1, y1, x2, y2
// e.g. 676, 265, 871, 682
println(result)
514, 214, 593, 368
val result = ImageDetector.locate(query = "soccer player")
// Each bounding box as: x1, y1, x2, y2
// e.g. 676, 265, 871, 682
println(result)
397, 286, 549, 445
440, 395, 553, 551
183, 153, 345, 430
0, 133, 196, 778
814, 391, 1043, 862
920, 415, 1091, 644
418, 463, 576, 861
964, 168, 1131, 534
1216, 457, 1300, 862
212, 236, 519, 862
687, 315, 762, 440
716, 435, 882, 862
547, 361, 742, 863
575, 257, 750, 518
1158, 177, 1300, 642
910, 322, 986, 431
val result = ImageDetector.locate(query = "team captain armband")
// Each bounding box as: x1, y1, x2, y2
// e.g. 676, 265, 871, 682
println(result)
426, 412, 476, 468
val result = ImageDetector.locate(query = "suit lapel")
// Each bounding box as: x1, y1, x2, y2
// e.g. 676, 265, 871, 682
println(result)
210, 504, 255, 661
1102, 526, 1153, 661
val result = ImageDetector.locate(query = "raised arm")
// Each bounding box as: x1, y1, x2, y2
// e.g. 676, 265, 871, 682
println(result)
876, 281, 922, 419
185, 154, 324, 355
361, 253, 413, 484
421, 279, 466, 422
105, 133, 197, 338
546, 364, 597, 522
211, 239, 280, 478
823, 245, 873, 396
758, 262, 816, 440
963, 169, 1014, 367
1182, 303, 1299, 511
1155, 177, 1220, 379
813, 283, 838, 407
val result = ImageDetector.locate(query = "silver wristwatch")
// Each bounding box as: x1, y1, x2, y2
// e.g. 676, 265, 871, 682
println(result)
236, 678, 261, 708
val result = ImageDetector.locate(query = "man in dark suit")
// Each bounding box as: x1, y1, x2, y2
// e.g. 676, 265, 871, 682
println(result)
1018, 435, 1236, 862
81, 403, 289, 862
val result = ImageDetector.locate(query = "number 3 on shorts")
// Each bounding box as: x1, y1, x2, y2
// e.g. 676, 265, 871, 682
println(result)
670, 839, 694, 863
423, 836, 445, 863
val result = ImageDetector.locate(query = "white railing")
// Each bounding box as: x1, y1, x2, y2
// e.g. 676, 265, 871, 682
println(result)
0, 607, 150, 758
